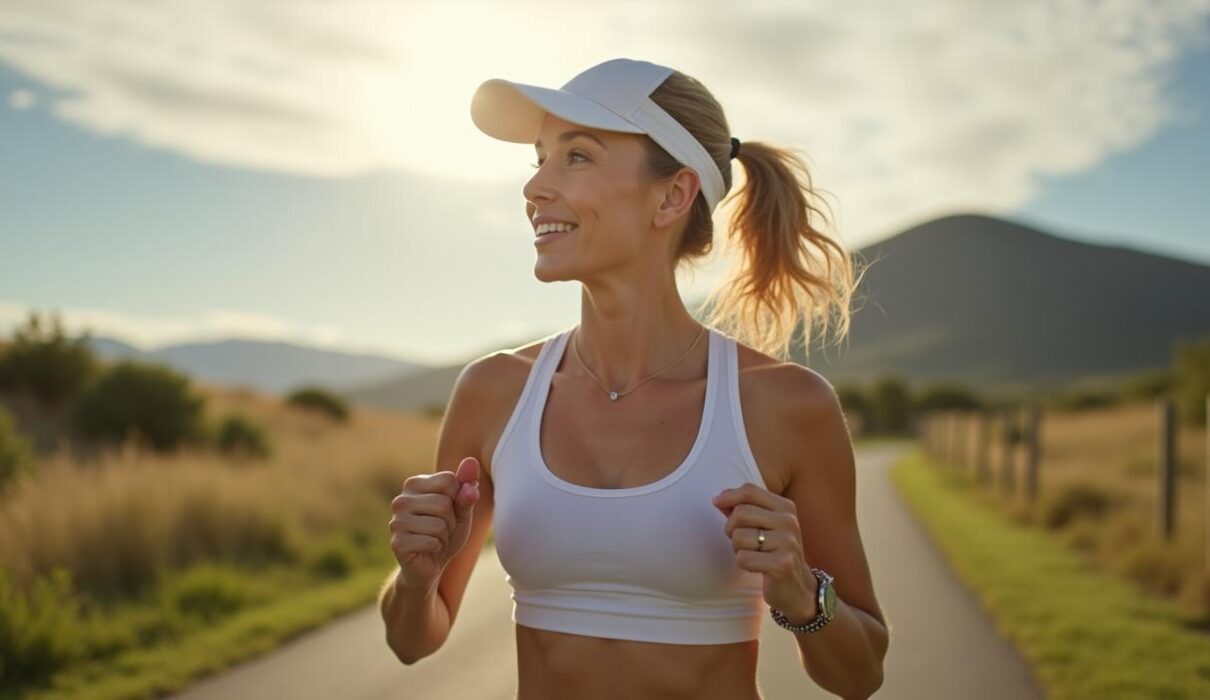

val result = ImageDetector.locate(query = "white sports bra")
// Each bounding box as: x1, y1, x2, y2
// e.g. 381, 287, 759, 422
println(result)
490, 324, 770, 645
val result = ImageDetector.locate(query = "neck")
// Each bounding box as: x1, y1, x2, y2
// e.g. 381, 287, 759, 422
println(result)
570, 284, 707, 393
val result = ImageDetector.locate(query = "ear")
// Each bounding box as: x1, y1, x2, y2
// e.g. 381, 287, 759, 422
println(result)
651, 167, 700, 229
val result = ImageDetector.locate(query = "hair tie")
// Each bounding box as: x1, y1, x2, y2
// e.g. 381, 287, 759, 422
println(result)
730, 136, 742, 159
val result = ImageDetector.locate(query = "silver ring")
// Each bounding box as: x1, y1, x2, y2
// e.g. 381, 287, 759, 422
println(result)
756, 528, 766, 551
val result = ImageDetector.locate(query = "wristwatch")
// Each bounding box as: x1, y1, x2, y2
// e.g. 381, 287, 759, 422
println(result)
770, 566, 836, 634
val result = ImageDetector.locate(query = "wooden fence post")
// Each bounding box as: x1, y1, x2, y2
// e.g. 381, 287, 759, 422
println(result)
1025, 404, 1041, 505
1001, 407, 1016, 496
976, 409, 991, 487
1157, 398, 1176, 541
943, 411, 953, 471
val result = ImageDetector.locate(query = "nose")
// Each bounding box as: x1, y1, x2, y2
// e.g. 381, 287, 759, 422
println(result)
522, 162, 556, 208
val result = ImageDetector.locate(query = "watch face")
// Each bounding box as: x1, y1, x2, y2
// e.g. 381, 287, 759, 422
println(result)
822, 578, 838, 617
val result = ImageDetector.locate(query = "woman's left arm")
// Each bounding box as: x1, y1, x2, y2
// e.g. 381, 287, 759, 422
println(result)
714, 366, 890, 700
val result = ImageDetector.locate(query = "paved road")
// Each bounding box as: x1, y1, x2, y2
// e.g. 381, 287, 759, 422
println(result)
170, 441, 1043, 699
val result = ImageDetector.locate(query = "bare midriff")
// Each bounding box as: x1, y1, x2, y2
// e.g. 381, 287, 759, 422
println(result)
513, 623, 764, 700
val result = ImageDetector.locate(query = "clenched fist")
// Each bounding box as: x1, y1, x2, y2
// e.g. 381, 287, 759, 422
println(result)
389, 456, 480, 591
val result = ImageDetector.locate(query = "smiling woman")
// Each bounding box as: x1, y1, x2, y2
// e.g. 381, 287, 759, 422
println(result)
381, 57, 887, 700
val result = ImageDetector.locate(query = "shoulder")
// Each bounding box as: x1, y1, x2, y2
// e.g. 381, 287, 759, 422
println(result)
454, 329, 560, 396
449, 334, 555, 478
733, 341, 848, 493
734, 339, 841, 428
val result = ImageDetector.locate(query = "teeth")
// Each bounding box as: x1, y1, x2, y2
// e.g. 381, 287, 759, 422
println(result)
536, 222, 579, 236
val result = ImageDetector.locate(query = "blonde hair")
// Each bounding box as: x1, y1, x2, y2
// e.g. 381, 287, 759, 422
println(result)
642, 69, 866, 363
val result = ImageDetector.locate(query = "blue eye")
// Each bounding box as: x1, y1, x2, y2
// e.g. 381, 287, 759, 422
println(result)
530, 149, 589, 169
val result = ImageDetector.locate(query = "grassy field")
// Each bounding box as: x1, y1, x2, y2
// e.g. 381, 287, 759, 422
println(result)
892, 448, 1210, 699
934, 398, 1210, 620
0, 383, 441, 699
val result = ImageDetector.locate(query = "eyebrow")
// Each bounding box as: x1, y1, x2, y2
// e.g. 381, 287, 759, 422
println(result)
534, 129, 607, 151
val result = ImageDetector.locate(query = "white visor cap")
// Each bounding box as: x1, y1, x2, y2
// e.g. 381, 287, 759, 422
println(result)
470, 58, 728, 212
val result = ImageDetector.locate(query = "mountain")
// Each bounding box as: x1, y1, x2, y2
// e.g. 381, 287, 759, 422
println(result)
803, 212, 1210, 389
339, 331, 545, 413
85, 336, 426, 396
15, 212, 1201, 410
350, 212, 1210, 412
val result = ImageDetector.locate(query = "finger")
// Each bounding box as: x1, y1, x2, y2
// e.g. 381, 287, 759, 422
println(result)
732, 526, 777, 553
722, 503, 785, 539
713, 482, 785, 514
456, 456, 480, 485
453, 479, 479, 521
397, 492, 456, 535
391, 532, 443, 555
402, 471, 461, 499
392, 513, 450, 549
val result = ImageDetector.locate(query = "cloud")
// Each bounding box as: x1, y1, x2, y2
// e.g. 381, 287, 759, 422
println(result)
7, 87, 34, 109
0, 0, 1208, 247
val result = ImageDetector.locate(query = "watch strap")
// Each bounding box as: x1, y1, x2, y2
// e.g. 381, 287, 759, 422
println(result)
769, 566, 834, 634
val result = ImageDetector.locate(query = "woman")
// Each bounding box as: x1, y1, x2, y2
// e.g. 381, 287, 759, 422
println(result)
381, 57, 888, 699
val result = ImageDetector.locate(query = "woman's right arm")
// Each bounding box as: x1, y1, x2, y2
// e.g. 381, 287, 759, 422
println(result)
380, 352, 502, 664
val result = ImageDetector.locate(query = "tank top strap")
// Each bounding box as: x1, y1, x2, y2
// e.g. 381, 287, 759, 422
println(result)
488, 325, 575, 476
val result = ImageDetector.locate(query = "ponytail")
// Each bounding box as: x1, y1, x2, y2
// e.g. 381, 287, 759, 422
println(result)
644, 71, 864, 363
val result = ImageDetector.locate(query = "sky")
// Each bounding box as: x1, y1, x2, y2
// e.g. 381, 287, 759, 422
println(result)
1, 0, 1208, 365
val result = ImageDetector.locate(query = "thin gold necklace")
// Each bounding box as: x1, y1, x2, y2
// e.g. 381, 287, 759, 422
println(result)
570, 324, 708, 402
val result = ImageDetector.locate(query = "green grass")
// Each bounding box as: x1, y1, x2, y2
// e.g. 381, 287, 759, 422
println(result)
891, 449, 1210, 699
0, 530, 408, 700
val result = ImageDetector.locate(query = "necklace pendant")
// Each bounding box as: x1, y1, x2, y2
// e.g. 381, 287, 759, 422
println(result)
609, 391, 619, 401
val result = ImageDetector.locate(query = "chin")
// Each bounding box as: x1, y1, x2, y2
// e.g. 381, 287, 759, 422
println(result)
533, 262, 579, 283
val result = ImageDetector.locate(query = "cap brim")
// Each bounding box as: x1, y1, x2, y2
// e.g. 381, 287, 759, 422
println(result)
470, 78, 645, 144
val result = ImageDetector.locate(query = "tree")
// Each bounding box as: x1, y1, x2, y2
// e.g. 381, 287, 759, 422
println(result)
0, 309, 97, 407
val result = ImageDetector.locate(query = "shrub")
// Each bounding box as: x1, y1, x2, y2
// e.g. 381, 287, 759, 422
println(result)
1119, 369, 1172, 401
913, 382, 983, 412
158, 564, 253, 625
216, 413, 272, 459
869, 374, 911, 434
71, 360, 206, 452
0, 405, 35, 492
1039, 481, 1115, 529
835, 384, 870, 428
1114, 541, 1187, 597
286, 386, 349, 422
0, 567, 85, 683
0, 309, 97, 406
308, 539, 357, 579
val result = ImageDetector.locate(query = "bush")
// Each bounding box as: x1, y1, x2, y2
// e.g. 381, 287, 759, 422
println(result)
216, 413, 272, 459
1114, 542, 1187, 597
0, 309, 97, 406
286, 386, 349, 422
835, 384, 870, 427
869, 374, 911, 434
0, 567, 85, 683
1119, 369, 1172, 401
913, 382, 983, 412
71, 360, 206, 452
1040, 481, 1116, 529
0, 405, 35, 492
308, 539, 357, 579
158, 564, 254, 625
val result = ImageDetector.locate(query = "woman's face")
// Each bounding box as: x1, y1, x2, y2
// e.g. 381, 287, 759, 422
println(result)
523, 113, 694, 283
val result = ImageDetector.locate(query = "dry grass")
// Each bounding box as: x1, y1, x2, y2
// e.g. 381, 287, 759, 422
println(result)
0, 382, 440, 600
940, 398, 1210, 620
